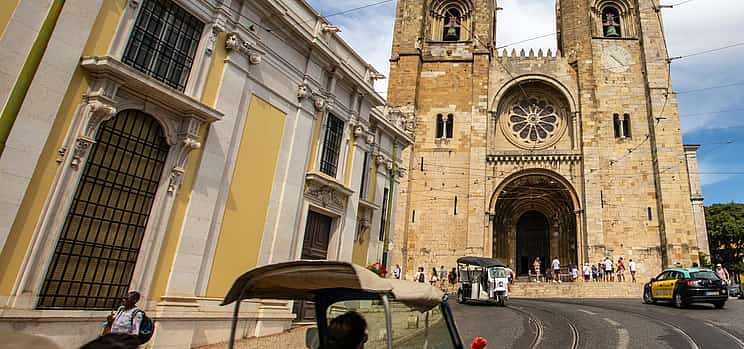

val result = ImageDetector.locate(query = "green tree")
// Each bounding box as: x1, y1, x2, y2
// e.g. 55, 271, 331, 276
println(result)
705, 203, 744, 278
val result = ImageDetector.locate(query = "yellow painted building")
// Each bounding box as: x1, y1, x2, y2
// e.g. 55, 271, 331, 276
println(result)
0, 0, 411, 347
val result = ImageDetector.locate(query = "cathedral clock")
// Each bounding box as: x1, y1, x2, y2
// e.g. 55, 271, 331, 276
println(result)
601, 45, 632, 73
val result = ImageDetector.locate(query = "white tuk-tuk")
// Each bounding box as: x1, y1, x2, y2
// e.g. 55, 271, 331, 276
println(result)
221, 261, 466, 349
456, 256, 509, 306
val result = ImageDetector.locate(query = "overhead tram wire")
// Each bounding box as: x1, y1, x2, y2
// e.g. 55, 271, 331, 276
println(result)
675, 81, 744, 95
214, 0, 396, 75
318, 0, 395, 20
495, 33, 556, 50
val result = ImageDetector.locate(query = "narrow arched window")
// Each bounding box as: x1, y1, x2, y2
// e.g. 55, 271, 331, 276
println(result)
445, 114, 454, 138
613, 113, 621, 138
436, 114, 444, 138
443, 8, 461, 41
622, 113, 632, 138
602, 7, 622, 38
38, 110, 170, 309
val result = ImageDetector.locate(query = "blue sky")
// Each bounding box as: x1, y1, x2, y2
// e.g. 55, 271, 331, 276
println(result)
305, 0, 744, 205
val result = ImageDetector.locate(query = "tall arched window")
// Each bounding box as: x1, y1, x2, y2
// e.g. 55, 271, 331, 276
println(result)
37, 110, 169, 309
602, 6, 622, 37
443, 8, 461, 41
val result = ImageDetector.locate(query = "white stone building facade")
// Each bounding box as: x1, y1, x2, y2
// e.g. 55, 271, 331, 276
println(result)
0, 0, 410, 347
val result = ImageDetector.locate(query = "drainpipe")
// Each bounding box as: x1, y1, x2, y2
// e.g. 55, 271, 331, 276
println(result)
382, 141, 397, 267
0, 0, 65, 155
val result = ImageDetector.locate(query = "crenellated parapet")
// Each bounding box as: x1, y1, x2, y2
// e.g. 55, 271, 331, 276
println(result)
497, 48, 565, 63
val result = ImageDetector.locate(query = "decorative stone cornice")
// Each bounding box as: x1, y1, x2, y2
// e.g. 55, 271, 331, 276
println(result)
225, 32, 264, 64
486, 152, 582, 164
80, 56, 222, 124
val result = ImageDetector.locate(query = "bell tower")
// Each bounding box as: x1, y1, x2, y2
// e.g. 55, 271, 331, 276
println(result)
556, 0, 700, 267
388, 0, 497, 275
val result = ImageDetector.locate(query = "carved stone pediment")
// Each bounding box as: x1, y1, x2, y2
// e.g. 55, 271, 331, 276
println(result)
388, 106, 417, 137
304, 172, 354, 215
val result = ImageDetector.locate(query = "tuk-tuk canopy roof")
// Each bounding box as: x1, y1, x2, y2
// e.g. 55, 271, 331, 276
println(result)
221, 260, 444, 312
457, 256, 507, 268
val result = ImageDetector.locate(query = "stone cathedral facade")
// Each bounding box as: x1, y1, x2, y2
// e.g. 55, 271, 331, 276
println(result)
388, 0, 709, 279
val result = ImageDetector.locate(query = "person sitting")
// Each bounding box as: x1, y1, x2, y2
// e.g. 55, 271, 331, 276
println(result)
328, 311, 368, 349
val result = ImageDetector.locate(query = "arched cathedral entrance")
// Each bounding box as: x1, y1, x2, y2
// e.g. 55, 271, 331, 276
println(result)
516, 211, 550, 275
491, 171, 579, 275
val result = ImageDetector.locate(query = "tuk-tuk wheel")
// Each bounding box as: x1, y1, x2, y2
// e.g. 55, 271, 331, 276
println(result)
457, 290, 465, 304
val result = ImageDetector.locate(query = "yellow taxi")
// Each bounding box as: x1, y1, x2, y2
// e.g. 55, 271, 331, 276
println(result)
643, 267, 728, 309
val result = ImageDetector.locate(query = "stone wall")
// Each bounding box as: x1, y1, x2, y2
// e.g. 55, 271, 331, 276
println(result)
389, 0, 703, 283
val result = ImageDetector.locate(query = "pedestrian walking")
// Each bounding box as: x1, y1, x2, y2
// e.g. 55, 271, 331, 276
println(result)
415, 267, 425, 283
603, 257, 613, 282
393, 264, 401, 279
617, 257, 626, 282
716, 263, 730, 283
629, 259, 637, 283
448, 267, 458, 292
552, 257, 561, 283
439, 265, 448, 289
430, 268, 439, 286
533, 257, 542, 283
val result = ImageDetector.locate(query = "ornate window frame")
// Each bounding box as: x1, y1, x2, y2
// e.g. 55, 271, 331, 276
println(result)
110, 0, 220, 98
591, 0, 637, 39
428, 0, 473, 42
9, 56, 222, 309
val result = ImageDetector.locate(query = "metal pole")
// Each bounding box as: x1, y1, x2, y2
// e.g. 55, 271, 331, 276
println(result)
381, 294, 394, 349
228, 290, 245, 349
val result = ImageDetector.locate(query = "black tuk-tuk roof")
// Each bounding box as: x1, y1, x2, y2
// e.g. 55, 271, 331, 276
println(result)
457, 256, 507, 268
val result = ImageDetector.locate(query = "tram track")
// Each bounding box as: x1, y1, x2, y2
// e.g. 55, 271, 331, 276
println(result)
505, 305, 543, 349
522, 298, 707, 349
507, 302, 579, 349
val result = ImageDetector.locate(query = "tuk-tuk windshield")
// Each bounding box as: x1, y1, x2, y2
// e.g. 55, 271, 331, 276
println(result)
326, 300, 456, 349
489, 268, 507, 279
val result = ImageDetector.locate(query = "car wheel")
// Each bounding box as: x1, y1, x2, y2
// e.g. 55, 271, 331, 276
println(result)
643, 288, 655, 304
714, 301, 725, 309
457, 290, 465, 304
673, 292, 686, 309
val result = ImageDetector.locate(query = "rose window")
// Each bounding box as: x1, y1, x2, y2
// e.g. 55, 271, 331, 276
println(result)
507, 97, 561, 146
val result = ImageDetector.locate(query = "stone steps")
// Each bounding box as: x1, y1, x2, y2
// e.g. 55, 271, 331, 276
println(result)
508, 281, 644, 298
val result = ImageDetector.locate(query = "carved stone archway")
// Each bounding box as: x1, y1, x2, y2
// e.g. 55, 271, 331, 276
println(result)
490, 171, 580, 274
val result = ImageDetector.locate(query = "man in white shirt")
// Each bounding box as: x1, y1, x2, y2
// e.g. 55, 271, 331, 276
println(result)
393, 264, 401, 279
603, 257, 613, 282
629, 259, 637, 283
552, 257, 561, 283
582, 263, 591, 282
105, 291, 143, 337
